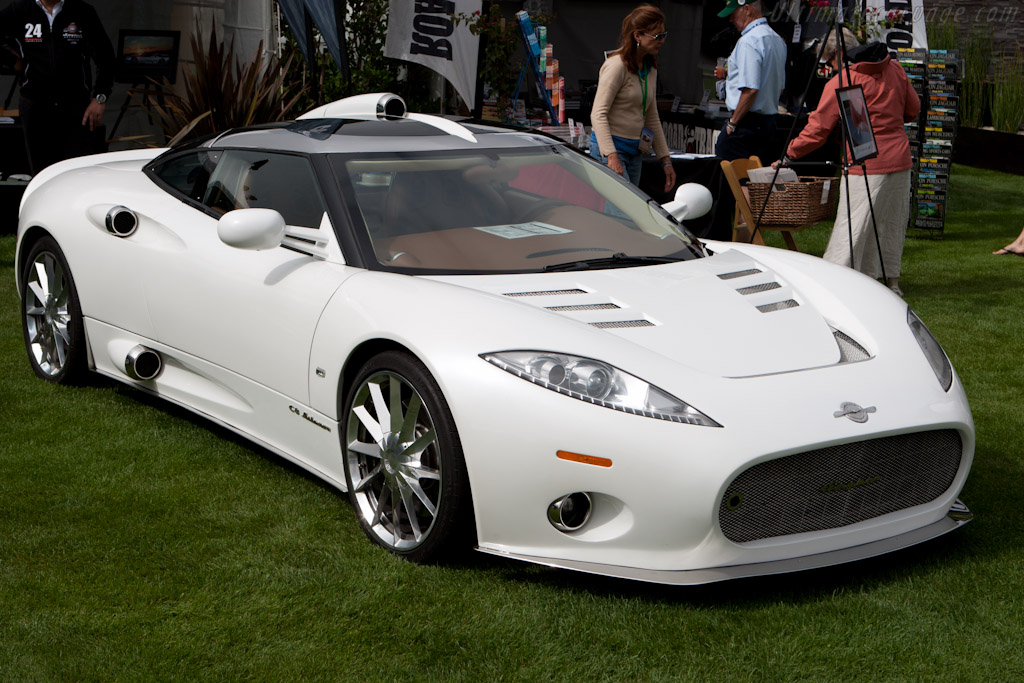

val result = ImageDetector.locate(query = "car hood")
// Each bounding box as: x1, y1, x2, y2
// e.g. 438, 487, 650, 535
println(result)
425, 249, 843, 378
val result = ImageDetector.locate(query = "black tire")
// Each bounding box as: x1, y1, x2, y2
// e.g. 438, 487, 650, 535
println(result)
21, 236, 87, 384
341, 350, 474, 563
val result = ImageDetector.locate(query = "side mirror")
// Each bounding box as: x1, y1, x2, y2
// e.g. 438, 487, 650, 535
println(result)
218, 209, 286, 250
662, 183, 713, 222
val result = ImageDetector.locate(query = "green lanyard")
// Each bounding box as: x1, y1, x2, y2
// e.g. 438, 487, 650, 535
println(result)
638, 66, 649, 115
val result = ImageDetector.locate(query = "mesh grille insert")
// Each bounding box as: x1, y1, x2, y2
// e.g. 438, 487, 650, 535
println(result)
834, 329, 871, 362
719, 430, 963, 543
547, 303, 620, 312
590, 320, 655, 329
757, 299, 799, 313
504, 289, 587, 297
718, 268, 763, 280
737, 282, 782, 295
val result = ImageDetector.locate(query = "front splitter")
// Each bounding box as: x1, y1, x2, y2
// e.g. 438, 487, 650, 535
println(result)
477, 500, 972, 585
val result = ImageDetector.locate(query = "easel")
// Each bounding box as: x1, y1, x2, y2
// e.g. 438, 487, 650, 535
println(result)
749, 0, 887, 280
3, 79, 15, 112
509, 12, 558, 125
109, 81, 168, 140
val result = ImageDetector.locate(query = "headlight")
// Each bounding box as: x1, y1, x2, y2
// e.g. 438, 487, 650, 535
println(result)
907, 308, 953, 392
481, 351, 721, 426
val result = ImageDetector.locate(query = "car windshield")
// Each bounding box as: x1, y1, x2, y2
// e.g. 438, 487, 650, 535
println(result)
334, 144, 703, 274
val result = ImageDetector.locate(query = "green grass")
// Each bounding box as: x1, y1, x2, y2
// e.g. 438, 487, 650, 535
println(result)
2, 165, 1024, 680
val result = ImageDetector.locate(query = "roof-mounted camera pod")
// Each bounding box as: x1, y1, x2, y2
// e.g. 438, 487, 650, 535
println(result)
297, 93, 478, 143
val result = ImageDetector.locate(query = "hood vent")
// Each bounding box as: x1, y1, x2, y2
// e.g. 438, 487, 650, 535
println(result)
547, 303, 620, 312
590, 320, 655, 329
756, 300, 799, 313
832, 327, 872, 362
718, 268, 762, 280
737, 282, 781, 295
719, 264, 800, 314
505, 288, 587, 298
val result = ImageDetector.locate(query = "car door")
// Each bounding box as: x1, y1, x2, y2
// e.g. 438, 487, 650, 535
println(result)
139, 148, 354, 404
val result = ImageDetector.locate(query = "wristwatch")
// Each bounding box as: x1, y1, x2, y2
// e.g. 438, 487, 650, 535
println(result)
94, 93, 107, 104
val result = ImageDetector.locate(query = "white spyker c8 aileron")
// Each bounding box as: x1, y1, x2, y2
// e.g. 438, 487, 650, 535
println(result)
15, 93, 973, 585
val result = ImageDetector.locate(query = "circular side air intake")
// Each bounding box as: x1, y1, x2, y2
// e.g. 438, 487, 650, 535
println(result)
105, 206, 139, 237
125, 345, 163, 381
547, 492, 593, 532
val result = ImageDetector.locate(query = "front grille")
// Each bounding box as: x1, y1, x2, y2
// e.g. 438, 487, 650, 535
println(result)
719, 430, 963, 543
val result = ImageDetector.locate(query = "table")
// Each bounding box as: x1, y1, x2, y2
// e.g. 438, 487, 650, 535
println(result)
639, 155, 734, 242
0, 117, 29, 174
0, 176, 27, 234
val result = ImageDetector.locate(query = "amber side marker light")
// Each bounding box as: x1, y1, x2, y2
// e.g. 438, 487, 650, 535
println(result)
557, 450, 613, 468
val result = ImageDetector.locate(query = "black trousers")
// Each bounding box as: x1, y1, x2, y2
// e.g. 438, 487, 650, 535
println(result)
714, 112, 778, 163
19, 95, 102, 175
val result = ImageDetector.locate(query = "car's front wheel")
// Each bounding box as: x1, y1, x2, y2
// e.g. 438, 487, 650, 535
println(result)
342, 351, 473, 563
21, 236, 87, 384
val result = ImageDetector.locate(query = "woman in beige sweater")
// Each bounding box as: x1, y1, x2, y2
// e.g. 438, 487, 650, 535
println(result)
589, 4, 676, 194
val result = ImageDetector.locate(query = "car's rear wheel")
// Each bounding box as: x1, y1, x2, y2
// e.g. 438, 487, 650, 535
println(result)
21, 237, 87, 384
342, 351, 473, 563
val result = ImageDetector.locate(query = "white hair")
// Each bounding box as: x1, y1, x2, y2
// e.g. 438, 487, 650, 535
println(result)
823, 28, 860, 63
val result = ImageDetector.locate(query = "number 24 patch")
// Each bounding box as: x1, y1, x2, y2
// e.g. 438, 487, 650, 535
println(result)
25, 23, 43, 41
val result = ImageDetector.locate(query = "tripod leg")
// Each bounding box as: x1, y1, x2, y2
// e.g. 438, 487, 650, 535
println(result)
862, 171, 887, 282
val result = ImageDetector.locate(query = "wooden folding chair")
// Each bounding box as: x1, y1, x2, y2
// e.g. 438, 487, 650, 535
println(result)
719, 156, 809, 251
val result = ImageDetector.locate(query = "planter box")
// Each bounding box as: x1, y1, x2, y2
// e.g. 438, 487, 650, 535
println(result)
954, 126, 1024, 175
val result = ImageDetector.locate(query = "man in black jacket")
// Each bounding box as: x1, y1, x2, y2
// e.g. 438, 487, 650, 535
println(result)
0, 0, 114, 174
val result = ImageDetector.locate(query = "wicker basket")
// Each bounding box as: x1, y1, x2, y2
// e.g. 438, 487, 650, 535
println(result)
746, 177, 840, 227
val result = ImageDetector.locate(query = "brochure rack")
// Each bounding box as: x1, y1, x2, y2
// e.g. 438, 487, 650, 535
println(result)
510, 11, 558, 126
903, 48, 959, 237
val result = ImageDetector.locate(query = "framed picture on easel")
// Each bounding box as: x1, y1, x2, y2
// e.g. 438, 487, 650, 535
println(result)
836, 85, 878, 163
115, 29, 180, 85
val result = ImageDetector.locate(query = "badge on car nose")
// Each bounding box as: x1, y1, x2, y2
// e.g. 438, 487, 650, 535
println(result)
834, 402, 876, 423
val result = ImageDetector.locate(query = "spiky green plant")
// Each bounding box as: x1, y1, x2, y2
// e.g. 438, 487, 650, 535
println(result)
990, 47, 1024, 133
143, 20, 307, 144
926, 17, 957, 51
959, 24, 992, 128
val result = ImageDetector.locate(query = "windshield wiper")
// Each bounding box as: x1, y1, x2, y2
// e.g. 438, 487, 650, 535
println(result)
541, 252, 684, 272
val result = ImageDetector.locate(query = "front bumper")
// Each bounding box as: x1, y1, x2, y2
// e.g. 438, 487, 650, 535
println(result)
478, 500, 972, 585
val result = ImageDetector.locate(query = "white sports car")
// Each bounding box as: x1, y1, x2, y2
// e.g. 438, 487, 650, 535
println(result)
15, 93, 973, 584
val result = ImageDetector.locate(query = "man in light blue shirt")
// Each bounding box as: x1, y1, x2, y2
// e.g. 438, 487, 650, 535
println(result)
714, 0, 787, 161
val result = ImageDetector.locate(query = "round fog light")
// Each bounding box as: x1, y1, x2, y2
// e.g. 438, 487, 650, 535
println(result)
547, 492, 592, 532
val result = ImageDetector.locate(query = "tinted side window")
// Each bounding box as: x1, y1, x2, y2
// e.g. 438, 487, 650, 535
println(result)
151, 151, 220, 203
202, 150, 327, 228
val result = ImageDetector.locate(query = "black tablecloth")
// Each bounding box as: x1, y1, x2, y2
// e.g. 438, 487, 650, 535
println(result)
639, 155, 734, 242
0, 119, 29, 175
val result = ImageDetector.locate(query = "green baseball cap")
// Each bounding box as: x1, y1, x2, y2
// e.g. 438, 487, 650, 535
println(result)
718, 0, 748, 17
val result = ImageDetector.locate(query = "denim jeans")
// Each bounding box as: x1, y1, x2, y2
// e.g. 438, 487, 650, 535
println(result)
589, 136, 643, 186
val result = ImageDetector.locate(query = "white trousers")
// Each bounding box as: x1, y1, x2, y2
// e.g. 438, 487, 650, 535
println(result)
823, 169, 911, 279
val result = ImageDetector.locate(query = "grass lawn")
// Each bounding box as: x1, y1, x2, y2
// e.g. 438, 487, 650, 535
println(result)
1, 164, 1023, 680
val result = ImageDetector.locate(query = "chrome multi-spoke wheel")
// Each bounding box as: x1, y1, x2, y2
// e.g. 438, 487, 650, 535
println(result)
343, 352, 472, 562
21, 238, 85, 383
